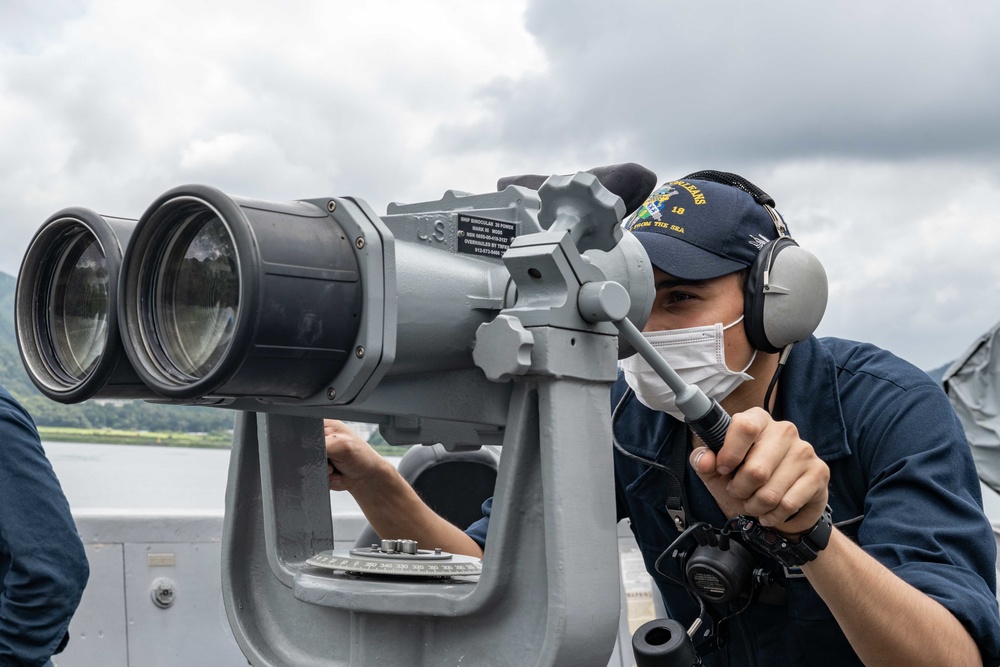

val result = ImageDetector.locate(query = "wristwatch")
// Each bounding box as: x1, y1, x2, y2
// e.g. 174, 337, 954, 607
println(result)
736, 506, 833, 568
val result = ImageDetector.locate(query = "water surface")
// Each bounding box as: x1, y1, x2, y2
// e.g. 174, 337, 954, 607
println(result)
45, 441, 390, 514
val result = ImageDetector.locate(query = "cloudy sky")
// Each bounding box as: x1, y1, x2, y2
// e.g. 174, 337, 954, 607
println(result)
2, 0, 999, 371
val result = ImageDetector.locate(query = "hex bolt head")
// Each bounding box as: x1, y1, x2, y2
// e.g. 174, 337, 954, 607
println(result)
151, 577, 176, 609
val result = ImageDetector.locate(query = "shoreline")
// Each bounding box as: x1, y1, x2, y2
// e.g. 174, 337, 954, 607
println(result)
38, 426, 233, 448
37, 426, 413, 456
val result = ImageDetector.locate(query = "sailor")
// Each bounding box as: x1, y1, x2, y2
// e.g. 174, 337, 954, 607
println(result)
0, 383, 89, 666
325, 172, 1000, 666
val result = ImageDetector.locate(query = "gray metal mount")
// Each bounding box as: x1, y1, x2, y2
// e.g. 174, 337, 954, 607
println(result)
221, 172, 653, 666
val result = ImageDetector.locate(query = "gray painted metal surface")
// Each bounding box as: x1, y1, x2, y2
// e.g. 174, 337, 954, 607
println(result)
56, 507, 653, 666
56, 513, 249, 666
49, 172, 660, 666
220, 173, 649, 665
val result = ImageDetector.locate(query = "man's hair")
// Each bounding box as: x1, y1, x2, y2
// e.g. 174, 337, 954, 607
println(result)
736, 268, 750, 294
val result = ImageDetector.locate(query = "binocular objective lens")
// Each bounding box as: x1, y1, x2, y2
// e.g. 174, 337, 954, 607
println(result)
47, 233, 109, 381
154, 211, 240, 379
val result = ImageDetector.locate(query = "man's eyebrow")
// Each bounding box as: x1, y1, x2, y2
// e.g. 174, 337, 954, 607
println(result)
655, 278, 708, 290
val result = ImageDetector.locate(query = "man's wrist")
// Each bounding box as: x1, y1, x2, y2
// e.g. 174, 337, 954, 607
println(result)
737, 506, 834, 568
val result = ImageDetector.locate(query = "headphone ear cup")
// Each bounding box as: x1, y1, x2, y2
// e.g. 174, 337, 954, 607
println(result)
684, 540, 755, 603
744, 238, 828, 353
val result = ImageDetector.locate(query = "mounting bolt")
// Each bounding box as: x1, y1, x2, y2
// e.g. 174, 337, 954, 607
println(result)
326, 387, 337, 400
355, 346, 365, 358
355, 236, 366, 249
327, 200, 337, 212
151, 578, 176, 609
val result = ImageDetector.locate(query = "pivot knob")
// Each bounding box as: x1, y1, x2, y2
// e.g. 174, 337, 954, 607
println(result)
537, 172, 626, 253
473, 314, 534, 382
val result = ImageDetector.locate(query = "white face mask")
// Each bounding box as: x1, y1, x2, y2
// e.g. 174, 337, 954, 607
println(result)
619, 317, 756, 420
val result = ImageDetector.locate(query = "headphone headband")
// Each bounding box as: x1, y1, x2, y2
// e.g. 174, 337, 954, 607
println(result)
682, 170, 776, 207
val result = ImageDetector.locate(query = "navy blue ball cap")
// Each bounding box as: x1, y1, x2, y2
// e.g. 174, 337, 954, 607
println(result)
624, 175, 784, 281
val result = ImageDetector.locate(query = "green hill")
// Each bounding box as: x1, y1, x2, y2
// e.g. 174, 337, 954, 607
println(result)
0, 271, 237, 440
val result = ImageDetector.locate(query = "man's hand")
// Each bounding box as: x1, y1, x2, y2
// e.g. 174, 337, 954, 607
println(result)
323, 419, 485, 559
690, 407, 829, 535
325, 419, 393, 494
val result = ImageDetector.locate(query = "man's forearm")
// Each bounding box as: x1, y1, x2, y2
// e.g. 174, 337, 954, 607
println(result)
803, 529, 982, 666
348, 464, 484, 559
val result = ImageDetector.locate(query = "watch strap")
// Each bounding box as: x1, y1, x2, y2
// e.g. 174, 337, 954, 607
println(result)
737, 505, 833, 568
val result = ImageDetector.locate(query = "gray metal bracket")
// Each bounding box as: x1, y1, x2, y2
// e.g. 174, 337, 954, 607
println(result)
221, 172, 646, 666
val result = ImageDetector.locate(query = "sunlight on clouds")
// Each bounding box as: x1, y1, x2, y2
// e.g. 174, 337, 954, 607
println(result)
180, 133, 261, 170
0, 0, 545, 271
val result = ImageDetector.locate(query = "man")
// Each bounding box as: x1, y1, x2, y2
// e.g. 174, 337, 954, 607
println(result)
1, 384, 89, 667
326, 172, 1000, 665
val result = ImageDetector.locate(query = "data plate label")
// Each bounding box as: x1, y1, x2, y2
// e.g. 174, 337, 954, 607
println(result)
457, 215, 517, 259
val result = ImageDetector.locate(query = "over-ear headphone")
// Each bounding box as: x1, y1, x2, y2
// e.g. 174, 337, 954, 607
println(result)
684, 171, 829, 354
662, 522, 758, 604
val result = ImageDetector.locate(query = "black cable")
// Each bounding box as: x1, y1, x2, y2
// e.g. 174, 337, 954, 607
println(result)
611, 389, 684, 488
762, 344, 793, 414
652, 530, 710, 640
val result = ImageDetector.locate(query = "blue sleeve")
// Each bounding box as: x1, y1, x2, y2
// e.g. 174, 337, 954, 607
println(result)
466, 377, 632, 548
0, 392, 89, 665
850, 380, 1000, 663
463, 497, 492, 549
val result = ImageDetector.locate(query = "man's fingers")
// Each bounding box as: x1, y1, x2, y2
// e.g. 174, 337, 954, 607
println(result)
690, 447, 745, 518
726, 420, 803, 500
692, 409, 829, 527
714, 408, 771, 475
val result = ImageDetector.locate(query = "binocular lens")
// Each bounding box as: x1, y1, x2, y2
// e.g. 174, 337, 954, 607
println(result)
46, 229, 110, 382
150, 207, 240, 379
119, 185, 365, 399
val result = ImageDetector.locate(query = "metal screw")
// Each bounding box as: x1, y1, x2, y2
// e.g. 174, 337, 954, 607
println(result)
355, 236, 366, 249
327, 200, 337, 212
326, 387, 337, 400
355, 346, 365, 359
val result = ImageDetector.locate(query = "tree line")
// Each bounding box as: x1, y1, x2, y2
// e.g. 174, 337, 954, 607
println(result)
0, 272, 236, 437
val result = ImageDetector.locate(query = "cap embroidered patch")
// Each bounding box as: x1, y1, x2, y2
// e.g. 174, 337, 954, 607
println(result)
624, 174, 783, 281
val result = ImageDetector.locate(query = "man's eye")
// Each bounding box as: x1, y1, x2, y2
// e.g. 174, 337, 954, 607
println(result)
665, 292, 695, 304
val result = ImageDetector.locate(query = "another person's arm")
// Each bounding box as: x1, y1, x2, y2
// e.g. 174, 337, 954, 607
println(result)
325, 420, 483, 558
0, 399, 89, 665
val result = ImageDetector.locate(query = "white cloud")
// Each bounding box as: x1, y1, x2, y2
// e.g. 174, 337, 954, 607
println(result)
0, 0, 545, 268
2, 0, 1000, 370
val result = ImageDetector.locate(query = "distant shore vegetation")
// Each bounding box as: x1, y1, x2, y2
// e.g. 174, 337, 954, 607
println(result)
38, 424, 412, 456
39, 426, 235, 448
